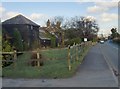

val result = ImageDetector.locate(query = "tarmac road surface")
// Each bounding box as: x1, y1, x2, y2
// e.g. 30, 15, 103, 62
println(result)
2, 43, 118, 87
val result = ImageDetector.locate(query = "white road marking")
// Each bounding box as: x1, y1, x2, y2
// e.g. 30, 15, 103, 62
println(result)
99, 45, 118, 85
107, 43, 118, 50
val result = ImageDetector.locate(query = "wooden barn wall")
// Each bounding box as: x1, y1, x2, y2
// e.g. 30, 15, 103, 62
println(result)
2, 24, 40, 50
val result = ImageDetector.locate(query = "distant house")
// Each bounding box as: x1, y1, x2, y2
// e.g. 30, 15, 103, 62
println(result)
39, 19, 63, 48
39, 28, 51, 47
2, 14, 40, 50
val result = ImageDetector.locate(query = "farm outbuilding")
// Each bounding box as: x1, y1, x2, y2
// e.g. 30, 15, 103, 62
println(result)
2, 14, 40, 50
39, 28, 51, 47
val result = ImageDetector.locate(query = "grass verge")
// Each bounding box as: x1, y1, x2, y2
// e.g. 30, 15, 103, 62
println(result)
2, 45, 91, 78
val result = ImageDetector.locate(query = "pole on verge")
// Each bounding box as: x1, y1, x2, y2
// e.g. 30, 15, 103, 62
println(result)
13, 50, 17, 68
37, 48, 40, 67
68, 45, 71, 71
76, 44, 78, 61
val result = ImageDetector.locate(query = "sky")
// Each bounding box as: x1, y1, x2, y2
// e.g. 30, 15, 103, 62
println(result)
0, 0, 119, 36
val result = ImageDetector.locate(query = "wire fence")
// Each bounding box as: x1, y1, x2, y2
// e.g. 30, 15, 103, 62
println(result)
67, 41, 92, 71
2, 41, 92, 71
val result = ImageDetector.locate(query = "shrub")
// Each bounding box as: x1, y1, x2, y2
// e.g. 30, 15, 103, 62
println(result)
51, 36, 56, 48
23, 42, 29, 51
13, 28, 23, 51
2, 39, 13, 67
65, 37, 81, 46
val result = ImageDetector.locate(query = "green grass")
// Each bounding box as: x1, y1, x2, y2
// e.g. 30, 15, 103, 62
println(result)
41, 48, 68, 60
2, 46, 91, 78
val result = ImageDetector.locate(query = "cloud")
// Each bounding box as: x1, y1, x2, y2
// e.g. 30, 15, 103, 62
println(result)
0, 6, 5, 14
100, 13, 118, 22
87, 5, 108, 13
85, 16, 96, 21
6, 11, 21, 18
87, 1, 118, 14
76, 0, 118, 2
3, 0, 118, 2
1, 11, 49, 25
29, 13, 50, 26
29, 13, 48, 21
95, 2, 118, 8
1, 11, 22, 21
1, 8, 49, 26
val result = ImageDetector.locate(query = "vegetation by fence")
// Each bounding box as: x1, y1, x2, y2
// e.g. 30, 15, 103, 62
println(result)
67, 41, 92, 71
1, 49, 42, 68
2, 41, 92, 78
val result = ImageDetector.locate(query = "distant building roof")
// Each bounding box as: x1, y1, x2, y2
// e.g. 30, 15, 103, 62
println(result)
39, 28, 51, 40
2, 14, 40, 27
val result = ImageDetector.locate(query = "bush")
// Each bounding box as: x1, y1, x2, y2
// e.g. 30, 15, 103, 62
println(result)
92, 37, 98, 42
65, 37, 81, 46
51, 36, 56, 48
13, 28, 23, 51
113, 37, 120, 45
2, 39, 13, 67
23, 42, 29, 51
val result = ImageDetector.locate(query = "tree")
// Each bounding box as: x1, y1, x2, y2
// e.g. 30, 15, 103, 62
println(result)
2, 28, 13, 52
13, 28, 23, 51
50, 16, 64, 29
111, 28, 119, 39
46, 19, 51, 27
111, 28, 117, 34
2, 39, 13, 52
63, 16, 99, 41
2, 38, 13, 67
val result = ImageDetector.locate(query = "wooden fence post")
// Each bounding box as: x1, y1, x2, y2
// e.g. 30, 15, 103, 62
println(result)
37, 48, 40, 67
13, 50, 17, 68
62, 32, 65, 48
76, 44, 78, 61
81, 43, 83, 53
79, 44, 81, 57
68, 45, 71, 71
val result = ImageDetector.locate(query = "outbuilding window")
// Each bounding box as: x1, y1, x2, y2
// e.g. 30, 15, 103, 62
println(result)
31, 26, 33, 30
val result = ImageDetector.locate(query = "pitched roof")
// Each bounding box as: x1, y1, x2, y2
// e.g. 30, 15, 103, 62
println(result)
2, 14, 40, 27
39, 28, 51, 40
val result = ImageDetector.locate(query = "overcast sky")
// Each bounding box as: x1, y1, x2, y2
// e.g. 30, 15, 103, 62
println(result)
0, 0, 118, 35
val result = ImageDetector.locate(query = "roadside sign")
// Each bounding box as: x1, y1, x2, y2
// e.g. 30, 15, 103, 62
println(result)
84, 38, 87, 42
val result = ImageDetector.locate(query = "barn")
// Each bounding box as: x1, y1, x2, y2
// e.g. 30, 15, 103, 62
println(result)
39, 28, 51, 47
2, 14, 40, 50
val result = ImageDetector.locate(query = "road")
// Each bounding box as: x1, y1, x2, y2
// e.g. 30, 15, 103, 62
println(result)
101, 41, 118, 71
2, 42, 118, 87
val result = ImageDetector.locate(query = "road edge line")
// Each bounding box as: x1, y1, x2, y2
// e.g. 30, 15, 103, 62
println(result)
99, 44, 118, 85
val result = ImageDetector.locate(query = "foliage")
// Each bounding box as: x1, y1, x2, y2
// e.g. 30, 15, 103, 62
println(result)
31, 40, 39, 49
2, 39, 13, 52
2, 28, 13, 67
111, 28, 117, 34
110, 28, 120, 45
92, 37, 98, 42
3, 45, 90, 78
63, 16, 99, 42
46, 32, 57, 48
50, 35, 56, 48
23, 42, 29, 51
13, 28, 23, 51
41, 48, 67, 59
50, 16, 64, 28
112, 36, 120, 45
65, 37, 81, 46
111, 28, 119, 38
46, 19, 51, 27
2, 39, 13, 67
64, 29, 78, 39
